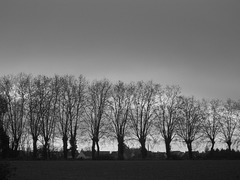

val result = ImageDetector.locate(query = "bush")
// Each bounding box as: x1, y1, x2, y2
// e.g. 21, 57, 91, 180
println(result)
96, 154, 115, 160
204, 149, 240, 160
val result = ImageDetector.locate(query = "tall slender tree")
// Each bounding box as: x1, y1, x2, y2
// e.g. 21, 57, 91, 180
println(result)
69, 75, 86, 159
154, 85, 181, 159
0, 74, 29, 155
220, 99, 238, 151
84, 79, 111, 159
202, 99, 222, 152
39, 75, 60, 159
26, 75, 41, 159
56, 76, 70, 159
176, 96, 204, 159
107, 81, 133, 160
129, 81, 159, 159
0, 94, 9, 158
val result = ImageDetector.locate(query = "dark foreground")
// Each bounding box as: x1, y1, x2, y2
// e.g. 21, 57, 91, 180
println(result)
9, 160, 240, 180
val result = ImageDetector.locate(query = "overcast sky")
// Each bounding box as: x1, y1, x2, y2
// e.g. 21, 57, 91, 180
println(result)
1, 0, 239, 100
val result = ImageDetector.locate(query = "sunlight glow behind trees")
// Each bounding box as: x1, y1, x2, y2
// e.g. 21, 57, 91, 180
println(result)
0, 73, 240, 159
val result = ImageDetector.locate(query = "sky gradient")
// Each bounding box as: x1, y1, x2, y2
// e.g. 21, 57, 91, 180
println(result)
1, 0, 240, 100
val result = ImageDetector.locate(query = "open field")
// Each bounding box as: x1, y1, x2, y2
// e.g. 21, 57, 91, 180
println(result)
8, 160, 240, 180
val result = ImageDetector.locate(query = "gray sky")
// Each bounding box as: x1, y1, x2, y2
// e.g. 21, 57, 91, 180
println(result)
1, 0, 240, 100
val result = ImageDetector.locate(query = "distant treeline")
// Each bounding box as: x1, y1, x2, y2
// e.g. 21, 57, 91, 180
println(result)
0, 73, 240, 160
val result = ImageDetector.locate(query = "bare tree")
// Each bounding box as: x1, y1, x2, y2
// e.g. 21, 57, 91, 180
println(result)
0, 74, 29, 154
56, 75, 87, 159
176, 96, 204, 159
219, 99, 238, 151
27, 75, 57, 159
154, 85, 181, 159
0, 75, 15, 151
84, 79, 111, 159
68, 75, 86, 159
107, 81, 133, 160
202, 99, 222, 152
36, 75, 51, 159
56, 76, 70, 159
12, 74, 29, 152
129, 81, 159, 159
39, 75, 60, 159
0, 94, 9, 158
26, 75, 42, 159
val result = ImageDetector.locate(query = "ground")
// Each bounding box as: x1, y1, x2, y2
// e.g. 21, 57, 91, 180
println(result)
8, 160, 240, 180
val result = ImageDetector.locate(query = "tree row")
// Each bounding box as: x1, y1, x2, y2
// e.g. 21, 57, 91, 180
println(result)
0, 73, 240, 160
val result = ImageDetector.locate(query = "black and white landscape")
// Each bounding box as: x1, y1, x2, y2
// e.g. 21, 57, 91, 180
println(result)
0, 1, 240, 180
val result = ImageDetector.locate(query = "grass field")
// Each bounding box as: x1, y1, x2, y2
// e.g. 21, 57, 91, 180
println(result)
8, 160, 240, 180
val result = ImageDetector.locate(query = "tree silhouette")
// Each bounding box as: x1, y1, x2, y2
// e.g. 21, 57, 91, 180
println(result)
176, 96, 204, 159
0, 94, 9, 158
220, 99, 238, 151
154, 85, 181, 159
129, 81, 159, 159
202, 99, 222, 152
84, 79, 111, 159
107, 81, 133, 160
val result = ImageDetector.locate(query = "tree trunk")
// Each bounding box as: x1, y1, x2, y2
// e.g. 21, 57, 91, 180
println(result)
0, 125, 9, 159
139, 138, 147, 159
43, 138, 50, 159
62, 135, 68, 159
165, 138, 171, 160
92, 140, 96, 160
227, 140, 232, 151
32, 136, 38, 159
70, 136, 77, 159
186, 141, 193, 159
210, 139, 215, 152
96, 141, 100, 159
43, 143, 48, 159
11, 138, 20, 158
14, 139, 20, 152
117, 136, 124, 160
